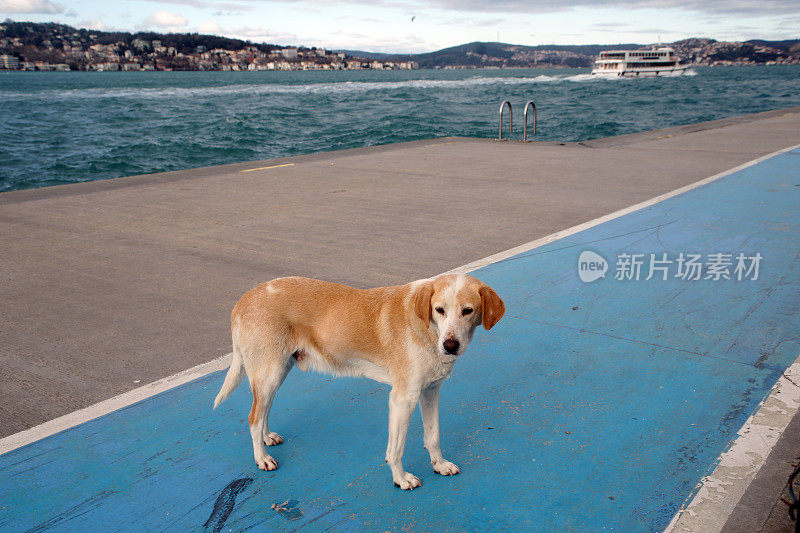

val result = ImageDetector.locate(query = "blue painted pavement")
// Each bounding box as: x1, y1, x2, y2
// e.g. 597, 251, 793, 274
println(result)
1, 149, 799, 532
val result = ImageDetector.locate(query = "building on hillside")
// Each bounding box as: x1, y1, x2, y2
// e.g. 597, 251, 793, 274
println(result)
95, 62, 119, 71
0, 54, 20, 69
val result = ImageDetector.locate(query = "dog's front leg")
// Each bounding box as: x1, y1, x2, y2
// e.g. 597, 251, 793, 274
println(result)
386, 388, 421, 490
420, 382, 461, 476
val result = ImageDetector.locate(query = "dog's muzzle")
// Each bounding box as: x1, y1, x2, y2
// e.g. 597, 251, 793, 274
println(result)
442, 338, 460, 355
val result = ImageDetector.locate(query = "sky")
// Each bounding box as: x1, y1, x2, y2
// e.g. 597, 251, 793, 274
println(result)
0, 0, 798, 53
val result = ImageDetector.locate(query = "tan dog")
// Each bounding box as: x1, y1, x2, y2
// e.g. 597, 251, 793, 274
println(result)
213, 274, 505, 489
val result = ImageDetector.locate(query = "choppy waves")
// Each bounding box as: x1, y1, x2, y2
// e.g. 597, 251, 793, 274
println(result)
2, 65, 799, 192
0, 72, 621, 102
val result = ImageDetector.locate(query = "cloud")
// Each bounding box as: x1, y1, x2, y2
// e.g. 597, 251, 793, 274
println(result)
452, 16, 507, 27
425, 0, 800, 16
198, 21, 221, 33
589, 22, 675, 34
314, 30, 438, 53
144, 11, 189, 27
78, 19, 107, 31
225, 24, 297, 42
591, 21, 627, 29
132, 0, 800, 18
136, 0, 252, 11
775, 16, 800, 29
0, 0, 63, 14
191, 22, 298, 43
292, 0, 800, 17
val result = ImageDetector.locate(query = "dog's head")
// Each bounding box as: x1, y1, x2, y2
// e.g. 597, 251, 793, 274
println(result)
413, 274, 505, 357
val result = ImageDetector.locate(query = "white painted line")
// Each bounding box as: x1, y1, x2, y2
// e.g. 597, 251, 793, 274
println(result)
1, 142, 798, 460
665, 354, 800, 533
239, 163, 295, 172
0, 353, 232, 455
447, 142, 800, 275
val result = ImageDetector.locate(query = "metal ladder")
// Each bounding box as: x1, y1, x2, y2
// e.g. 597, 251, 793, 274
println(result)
498, 100, 537, 141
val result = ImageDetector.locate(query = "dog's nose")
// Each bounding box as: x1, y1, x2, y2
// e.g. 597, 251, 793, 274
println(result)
443, 339, 460, 354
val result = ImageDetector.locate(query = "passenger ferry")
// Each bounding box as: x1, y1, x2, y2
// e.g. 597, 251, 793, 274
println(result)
591, 47, 689, 77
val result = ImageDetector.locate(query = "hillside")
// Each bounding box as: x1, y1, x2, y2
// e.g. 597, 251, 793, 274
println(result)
1, 21, 798, 71
382, 41, 643, 68
385, 39, 800, 68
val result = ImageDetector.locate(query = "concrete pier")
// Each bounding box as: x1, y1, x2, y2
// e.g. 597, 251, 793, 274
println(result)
1, 106, 799, 531
1, 106, 798, 435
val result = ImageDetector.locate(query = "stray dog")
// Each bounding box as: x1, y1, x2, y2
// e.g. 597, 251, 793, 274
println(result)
213, 274, 505, 489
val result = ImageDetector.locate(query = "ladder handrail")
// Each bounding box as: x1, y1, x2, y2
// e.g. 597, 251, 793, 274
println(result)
499, 101, 512, 140
523, 101, 537, 141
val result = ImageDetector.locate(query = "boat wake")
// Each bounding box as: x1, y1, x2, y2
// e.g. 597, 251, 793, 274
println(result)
1, 72, 635, 102
1, 67, 701, 104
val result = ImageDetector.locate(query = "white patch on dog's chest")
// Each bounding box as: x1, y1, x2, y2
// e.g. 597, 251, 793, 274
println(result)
408, 346, 456, 385
429, 355, 457, 383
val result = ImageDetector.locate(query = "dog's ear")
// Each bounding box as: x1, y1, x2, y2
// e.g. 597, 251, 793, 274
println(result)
479, 284, 505, 330
413, 282, 435, 324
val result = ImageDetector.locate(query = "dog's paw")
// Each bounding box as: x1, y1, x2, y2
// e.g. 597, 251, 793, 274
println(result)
393, 472, 421, 490
263, 432, 284, 446
432, 460, 461, 476
255, 454, 278, 471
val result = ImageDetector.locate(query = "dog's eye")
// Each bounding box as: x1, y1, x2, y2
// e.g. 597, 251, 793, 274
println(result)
462, 307, 473, 316
435, 307, 445, 315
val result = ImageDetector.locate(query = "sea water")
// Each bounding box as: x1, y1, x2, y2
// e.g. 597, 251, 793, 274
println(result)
1, 65, 799, 192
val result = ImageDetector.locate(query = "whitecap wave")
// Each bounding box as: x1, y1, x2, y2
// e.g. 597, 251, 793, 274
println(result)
0, 72, 606, 102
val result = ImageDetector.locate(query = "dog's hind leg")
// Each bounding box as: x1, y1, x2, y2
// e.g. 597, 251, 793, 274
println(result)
247, 353, 293, 471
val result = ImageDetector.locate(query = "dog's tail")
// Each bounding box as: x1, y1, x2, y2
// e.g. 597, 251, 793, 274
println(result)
214, 345, 245, 409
